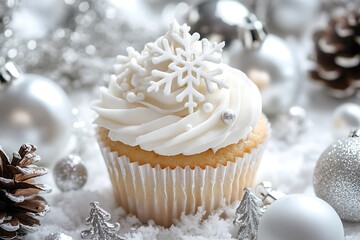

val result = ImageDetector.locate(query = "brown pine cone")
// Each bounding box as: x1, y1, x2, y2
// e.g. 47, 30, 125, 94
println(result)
310, 9, 360, 98
0, 144, 51, 239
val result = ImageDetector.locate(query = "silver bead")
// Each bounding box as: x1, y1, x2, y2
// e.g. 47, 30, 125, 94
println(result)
221, 109, 236, 125
53, 155, 88, 192
228, 35, 301, 117
45, 233, 74, 240
0, 69, 73, 165
332, 103, 360, 139
313, 133, 360, 222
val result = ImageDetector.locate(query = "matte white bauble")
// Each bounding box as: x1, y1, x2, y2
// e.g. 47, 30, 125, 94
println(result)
228, 34, 301, 117
258, 194, 344, 240
0, 74, 73, 165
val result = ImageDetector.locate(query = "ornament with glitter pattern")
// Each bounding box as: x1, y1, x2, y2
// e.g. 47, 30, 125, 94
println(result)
53, 154, 88, 192
314, 131, 360, 222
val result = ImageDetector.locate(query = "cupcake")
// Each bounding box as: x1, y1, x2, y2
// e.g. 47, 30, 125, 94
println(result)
93, 21, 270, 227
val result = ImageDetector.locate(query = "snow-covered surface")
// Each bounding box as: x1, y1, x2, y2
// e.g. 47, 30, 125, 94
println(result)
25, 82, 360, 240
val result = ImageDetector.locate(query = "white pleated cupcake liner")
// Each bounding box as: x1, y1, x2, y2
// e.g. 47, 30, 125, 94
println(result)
97, 128, 269, 227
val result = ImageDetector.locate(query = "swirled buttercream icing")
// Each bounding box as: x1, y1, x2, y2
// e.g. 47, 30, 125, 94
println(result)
93, 21, 262, 156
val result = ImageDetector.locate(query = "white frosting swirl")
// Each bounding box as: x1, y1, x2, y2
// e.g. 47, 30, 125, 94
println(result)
93, 22, 262, 156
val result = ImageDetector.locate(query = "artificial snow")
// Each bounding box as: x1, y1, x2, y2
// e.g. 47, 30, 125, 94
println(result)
27, 84, 360, 240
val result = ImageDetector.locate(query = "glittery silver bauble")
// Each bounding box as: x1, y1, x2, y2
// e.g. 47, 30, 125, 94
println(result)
274, 106, 309, 143
54, 154, 88, 192
45, 233, 74, 240
258, 194, 344, 240
267, 0, 320, 37
228, 34, 301, 117
314, 133, 360, 222
0, 64, 73, 165
186, 0, 250, 46
332, 103, 360, 139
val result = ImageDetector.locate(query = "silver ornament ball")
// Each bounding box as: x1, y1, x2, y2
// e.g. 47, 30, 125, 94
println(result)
221, 109, 236, 125
228, 34, 301, 117
314, 134, 360, 222
186, 0, 250, 46
332, 103, 360, 139
0, 70, 73, 165
45, 233, 74, 240
258, 194, 344, 240
53, 154, 88, 192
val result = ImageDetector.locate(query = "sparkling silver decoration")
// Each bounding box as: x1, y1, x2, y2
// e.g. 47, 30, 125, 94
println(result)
255, 181, 285, 205
0, 0, 160, 90
53, 154, 88, 192
273, 106, 309, 143
313, 131, 360, 222
258, 194, 344, 240
186, 0, 267, 49
0, 62, 73, 165
228, 34, 301, 117
221, 109, 236, 125
45, 233, 74, 240
0, 61, 20, 90
234, 188, 266, 240
332, 103, 360, 139
81, 202, 124, 240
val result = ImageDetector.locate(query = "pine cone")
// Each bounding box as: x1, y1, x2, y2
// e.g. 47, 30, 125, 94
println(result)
0, 144, 51, 239
310, 9, 360, 98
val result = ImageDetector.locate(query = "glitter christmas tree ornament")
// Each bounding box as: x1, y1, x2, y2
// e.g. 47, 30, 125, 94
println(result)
314, 130, 360, 222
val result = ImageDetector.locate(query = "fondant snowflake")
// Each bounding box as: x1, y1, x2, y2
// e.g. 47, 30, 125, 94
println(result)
115, 47, 146, 88
147, 23, 226, 114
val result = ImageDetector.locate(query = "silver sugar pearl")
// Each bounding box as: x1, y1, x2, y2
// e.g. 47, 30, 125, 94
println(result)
45, 233, 74, 240
53, 155, 88, 192
221, 109, 236, 125
314, 135, 360, 222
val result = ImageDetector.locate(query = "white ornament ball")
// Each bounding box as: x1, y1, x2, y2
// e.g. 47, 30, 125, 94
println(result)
228, 34, 300, 117
332, 103, 360, 139
0, 74, 73, 165
258, 194, 344, 240
53, 154, 88, 192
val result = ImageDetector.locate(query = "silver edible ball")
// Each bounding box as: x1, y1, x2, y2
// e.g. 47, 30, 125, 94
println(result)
0, 73, 73, 165
228, 34, 301, 117
332, 103, 360, 139
221, 109, 236, 125
45, 233, 73, 240
53, 155, 88, 192
314, 135, 360, 222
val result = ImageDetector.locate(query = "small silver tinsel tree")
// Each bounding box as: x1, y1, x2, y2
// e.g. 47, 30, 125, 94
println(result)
234, 188, 266, 240
81, 202, 124, 240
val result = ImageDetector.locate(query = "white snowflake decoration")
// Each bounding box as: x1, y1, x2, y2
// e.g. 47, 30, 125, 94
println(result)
115, 47, 146, 89
147, 23, 226, 114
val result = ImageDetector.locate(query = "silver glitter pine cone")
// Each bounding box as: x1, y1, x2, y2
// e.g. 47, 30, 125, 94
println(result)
314, 131, 360, 222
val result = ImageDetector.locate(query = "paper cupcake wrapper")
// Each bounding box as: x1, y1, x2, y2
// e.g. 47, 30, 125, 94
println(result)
98, 132, 268, 227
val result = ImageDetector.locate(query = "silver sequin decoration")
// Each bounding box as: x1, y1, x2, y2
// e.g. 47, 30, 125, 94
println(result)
313, 134, 360, 222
